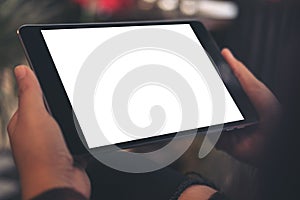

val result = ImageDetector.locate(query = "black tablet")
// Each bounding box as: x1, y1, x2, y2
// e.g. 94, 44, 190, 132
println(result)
18, 20, 257, 155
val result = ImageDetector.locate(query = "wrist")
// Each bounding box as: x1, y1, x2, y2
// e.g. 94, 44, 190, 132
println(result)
179, 185, 217, 200
20, 166, 75, 200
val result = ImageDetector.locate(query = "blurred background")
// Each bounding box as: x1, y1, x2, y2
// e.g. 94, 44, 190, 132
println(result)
0, 0, 299, 199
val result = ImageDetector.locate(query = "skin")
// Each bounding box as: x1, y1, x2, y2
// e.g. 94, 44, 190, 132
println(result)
7, 48, 280, 200
7, 65, 90, 199
217, 48, 281, 166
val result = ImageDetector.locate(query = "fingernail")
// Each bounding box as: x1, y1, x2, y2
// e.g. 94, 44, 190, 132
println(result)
14, 66, 27, 80
225, 48, 232, 54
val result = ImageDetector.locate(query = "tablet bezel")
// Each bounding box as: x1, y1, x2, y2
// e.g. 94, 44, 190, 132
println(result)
18, 20, 258, 155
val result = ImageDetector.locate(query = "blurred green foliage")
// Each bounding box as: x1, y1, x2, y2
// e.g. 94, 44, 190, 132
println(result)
0, 0, 81, 69
0, 0, 81, 148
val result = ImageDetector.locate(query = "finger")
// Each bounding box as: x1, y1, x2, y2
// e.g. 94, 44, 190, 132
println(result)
14, 65, 46, 115
216, 124, 256, 151
221, 48, 274, 115
221, 48, 260, 90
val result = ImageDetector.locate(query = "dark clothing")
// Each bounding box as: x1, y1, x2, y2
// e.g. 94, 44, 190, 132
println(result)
32, 188, 86, 200
32, 188, 228, 200
32, 160, 229, 200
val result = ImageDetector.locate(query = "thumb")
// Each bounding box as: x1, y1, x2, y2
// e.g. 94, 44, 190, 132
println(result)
221, 48, 261, 106
221, 48, 260, 91
14, 65, 46, 115
221, 48, 279, 117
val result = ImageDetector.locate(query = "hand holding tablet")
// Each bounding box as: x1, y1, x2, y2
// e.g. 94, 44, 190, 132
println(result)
7, 48, 280, 198
7, 66, 90, 199
217, 49, 281, 166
